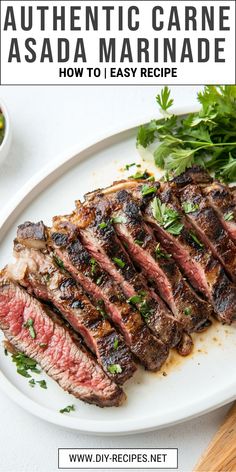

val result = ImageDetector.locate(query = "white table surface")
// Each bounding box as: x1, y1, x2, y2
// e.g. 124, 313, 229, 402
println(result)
0, 85, 233, 472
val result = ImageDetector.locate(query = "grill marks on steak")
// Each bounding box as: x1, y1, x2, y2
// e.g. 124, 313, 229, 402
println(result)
172, 166, 236, 258
179, 184, 236, 283
70, 206, 182, 349
48, 222, 168, 371
13, 223, 136, 384
0, 275, 125, 407
202, 182, 236, 244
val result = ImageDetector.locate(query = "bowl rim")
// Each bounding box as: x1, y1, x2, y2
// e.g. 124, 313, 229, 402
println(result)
0, 99, 10, 151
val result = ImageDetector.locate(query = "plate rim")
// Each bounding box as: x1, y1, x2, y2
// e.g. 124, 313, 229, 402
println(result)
1, 104, 235, 435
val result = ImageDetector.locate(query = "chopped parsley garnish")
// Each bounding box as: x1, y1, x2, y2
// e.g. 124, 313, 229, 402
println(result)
112, 257, 125, 268
12, 352, 41, 378
134, 239, 144, 246
151, 197, 183, 236
59, 404, 75, 414
189, 231, 204, 248
23, 318, 36, 339
4, 348, 8, 356
29, 379, 35, 387
155, 243, 171, 259
141, 184, 157, 197
98, 221, 107, 229
112, 216, 126, 224
182, 202, 199, 214
129, 170, 152, 180
166, 221, 184, 235
37, 380, 47, 389
127, 294, 144, 305
128, 291, 152, 319
139, 300, 152, 319
96, 275, 103, 286
90, 258, 97, 276
224, 211, 234, 221
53, 255, 64, 269
124, 163, 136, 171
113, 338, 119, 350
136, 85, 236, 183
96, 299, 107, 318
156, 86, 174, 111
108, 364, 122, 374
39, 343, 47, 349
184, 307, 192, 316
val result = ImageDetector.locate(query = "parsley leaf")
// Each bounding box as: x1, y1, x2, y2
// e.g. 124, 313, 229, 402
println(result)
108, 364, 122, 374
96, 299, 107, 318
134, 239, 144, 246
156, 86, 174, 111
151, 197, 183, 236
37, 380, 47, 389
60, 405, 75, 414
224, 211, 234, 221
155, 243, 171, 259
129, 170, 152, 180
112, 257, 125, 268
98, 222, 107, 229
184, 307, 192, 316
141, 184, 157, 197
189, 231, 204, 248
12, 352, 41, 378
113, 338, 119, 350
53, 255, 64, 269
182, 202, 199, 214
23, 318, 36, 339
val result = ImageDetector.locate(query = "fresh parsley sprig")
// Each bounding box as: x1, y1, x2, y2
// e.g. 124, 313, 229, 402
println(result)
151, 197, 183, 236
137, 86, 236, 183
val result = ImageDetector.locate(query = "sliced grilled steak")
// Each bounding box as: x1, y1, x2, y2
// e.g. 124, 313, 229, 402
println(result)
13, 222, 136, 384
99, 188, 211, 333
202, 182, 236, 244
68, 205, 182, 349
112, 180, 236, 324
48, 220, 168, 371
0, 274, 125, 407
172, 166, 236, 247
179, 184, 236, 283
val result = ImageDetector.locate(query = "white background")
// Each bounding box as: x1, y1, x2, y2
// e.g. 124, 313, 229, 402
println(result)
0, 85, 233, 472
1, 0, 235, 85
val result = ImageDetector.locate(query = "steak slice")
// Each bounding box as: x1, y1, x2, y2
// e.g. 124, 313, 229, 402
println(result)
48, 220, 168, 371
179, 184, 236, 283
172, 166, 236, 246
202, 182, 236, 244
99, 188, 211, 333
112, 179, 236, 324
13, 222, 136, 385
69, 204, 182, 349
0, 274, 125, 407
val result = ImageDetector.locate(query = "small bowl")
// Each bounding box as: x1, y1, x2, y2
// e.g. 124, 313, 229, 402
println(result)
0, 100, 12, 165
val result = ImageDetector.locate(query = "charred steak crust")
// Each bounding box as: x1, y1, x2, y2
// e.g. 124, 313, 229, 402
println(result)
48, 224, 168, 371
0, 275, 125, 407
13, 223, 136, 385
179, 184, 236, 283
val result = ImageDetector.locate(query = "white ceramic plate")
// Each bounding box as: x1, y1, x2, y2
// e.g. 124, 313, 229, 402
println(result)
0, 111, 236, 435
